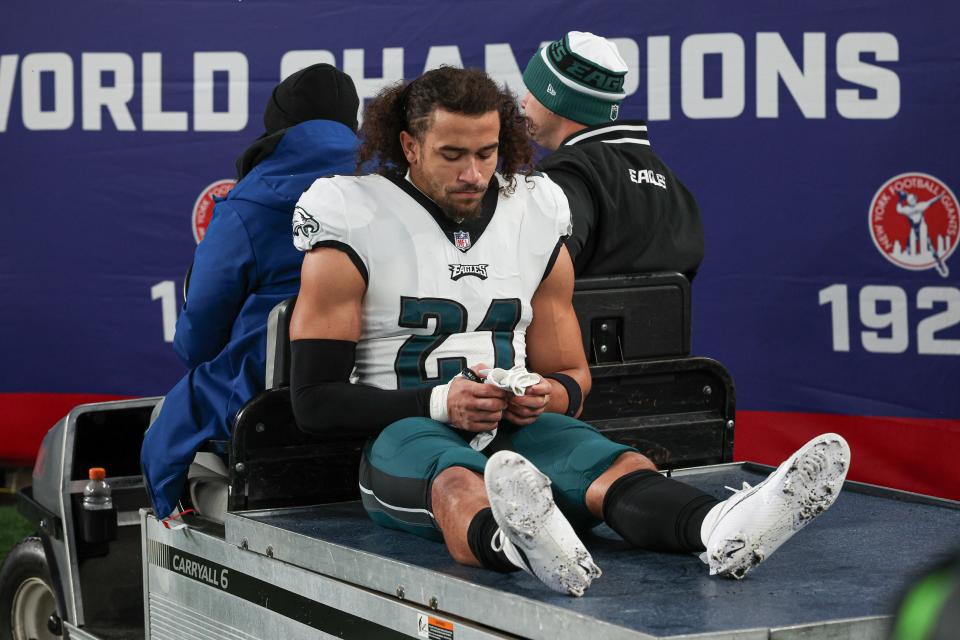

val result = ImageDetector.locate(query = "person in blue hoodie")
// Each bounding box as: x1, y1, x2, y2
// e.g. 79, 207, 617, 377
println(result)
142, 64, 360, 519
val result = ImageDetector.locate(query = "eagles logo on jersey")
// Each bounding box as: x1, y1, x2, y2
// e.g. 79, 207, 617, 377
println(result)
292, 206, 320, 238
293, 172, 572, 390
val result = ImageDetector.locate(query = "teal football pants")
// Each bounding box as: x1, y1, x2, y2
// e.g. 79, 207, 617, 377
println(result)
359, 413, 634, 541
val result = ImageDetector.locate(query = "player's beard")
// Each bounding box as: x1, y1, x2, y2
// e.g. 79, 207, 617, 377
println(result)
415, 169, 487, 222
438, 185, 487, 222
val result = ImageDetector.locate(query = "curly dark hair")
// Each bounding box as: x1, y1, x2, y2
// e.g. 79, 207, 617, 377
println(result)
357, 67, 533, 194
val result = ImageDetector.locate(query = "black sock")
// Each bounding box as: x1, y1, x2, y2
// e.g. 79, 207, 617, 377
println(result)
466, 508, 518, 573
602, 470, 719, 553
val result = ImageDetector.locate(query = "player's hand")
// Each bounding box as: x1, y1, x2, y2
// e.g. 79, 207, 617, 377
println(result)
504, 378, 550, 426
447, 365, 510, 432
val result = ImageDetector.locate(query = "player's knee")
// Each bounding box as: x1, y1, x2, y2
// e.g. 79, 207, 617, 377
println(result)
432, 466, 485, 507
608, 451, 657, 474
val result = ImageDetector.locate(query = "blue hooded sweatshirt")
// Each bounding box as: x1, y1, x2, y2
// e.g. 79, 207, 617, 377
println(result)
142, 119, 358, 517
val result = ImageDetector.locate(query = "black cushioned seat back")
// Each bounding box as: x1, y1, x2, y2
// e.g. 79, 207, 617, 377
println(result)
573, 272, 690, 363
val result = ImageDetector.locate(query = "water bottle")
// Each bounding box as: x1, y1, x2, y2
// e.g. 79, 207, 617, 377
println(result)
82, 467, 113, 511
81, 467, 117, 544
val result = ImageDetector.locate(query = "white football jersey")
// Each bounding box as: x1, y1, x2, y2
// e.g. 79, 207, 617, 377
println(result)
293, 172, 571, 390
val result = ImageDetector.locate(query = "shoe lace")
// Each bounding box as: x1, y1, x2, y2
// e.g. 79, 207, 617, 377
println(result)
491, 528, 505, 553
723, 481, 753, 494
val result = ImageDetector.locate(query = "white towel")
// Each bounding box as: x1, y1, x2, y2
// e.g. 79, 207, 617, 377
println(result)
469, 366, 542, 451
482, 365, 542, 396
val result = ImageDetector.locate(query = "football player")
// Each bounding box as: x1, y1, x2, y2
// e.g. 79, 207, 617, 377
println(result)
288, 66, 850, 596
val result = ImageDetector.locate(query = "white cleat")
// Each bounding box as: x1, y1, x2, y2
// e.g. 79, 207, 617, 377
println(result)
701, 432, 851, 580
484, 451, 602, 597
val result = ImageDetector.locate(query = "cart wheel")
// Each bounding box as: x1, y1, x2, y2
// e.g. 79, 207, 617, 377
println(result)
0, 537, 60, 640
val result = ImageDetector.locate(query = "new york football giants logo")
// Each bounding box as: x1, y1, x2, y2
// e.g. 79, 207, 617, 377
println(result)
869, 173, 958, 278
191, 179, 236, 243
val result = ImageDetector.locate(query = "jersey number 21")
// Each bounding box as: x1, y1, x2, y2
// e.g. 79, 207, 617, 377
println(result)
395, 297, 521, 387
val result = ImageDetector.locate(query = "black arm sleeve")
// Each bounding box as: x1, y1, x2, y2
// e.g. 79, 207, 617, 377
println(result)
290, 339, 433, 436
542, 168, 596, 265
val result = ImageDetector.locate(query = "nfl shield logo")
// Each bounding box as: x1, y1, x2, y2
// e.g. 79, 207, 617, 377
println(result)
454, 230, 471, 251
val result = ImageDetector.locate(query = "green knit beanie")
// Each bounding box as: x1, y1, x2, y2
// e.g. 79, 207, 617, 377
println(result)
523, 32, 628, 125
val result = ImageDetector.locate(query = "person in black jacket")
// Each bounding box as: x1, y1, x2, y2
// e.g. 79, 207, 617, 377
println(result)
521, 31, 704, 279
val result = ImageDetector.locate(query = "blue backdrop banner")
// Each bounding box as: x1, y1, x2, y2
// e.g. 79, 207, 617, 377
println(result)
1, 1, 957, 492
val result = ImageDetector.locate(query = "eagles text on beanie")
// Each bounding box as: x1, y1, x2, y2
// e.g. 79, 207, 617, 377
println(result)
523, 32, 628, 125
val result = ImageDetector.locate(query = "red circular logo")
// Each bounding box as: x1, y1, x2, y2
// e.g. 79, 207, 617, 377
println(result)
869, 172, 958, 277
192, 179, 236, 243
